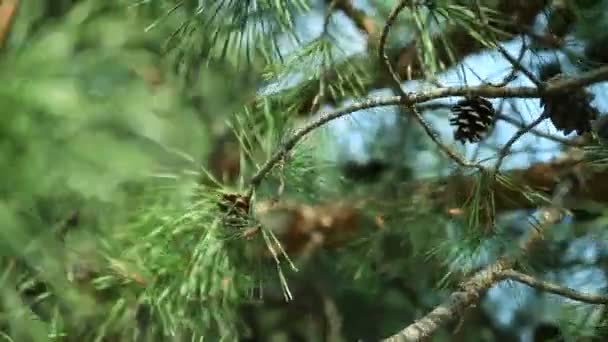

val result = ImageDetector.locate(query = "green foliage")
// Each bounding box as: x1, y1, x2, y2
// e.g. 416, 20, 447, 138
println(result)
4, 0, 608, 341
263, 36, 370, 109
137, 0, 311, 77
572, 0, 608, 42
119, 190, 256, 340
0, 0, 258, 340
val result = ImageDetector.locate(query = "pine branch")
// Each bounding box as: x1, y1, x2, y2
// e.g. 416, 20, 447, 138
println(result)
247, 64, 608, 192
502, 270, 608, 305
381, 206, 564, 341
383, 261, 511, 342
247, 96, 404, 193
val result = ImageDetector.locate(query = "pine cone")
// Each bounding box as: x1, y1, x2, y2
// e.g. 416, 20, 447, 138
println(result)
449, 96, 496, 144
540, 74, 598, 135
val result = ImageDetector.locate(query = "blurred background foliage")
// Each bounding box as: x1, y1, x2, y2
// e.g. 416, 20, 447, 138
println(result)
2, 0, 608, 341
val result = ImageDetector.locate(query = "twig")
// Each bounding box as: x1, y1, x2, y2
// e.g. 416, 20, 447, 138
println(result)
495, 42, 542, 89
496, 114, 578, 147
547, 65, 608, 91
472, 0, 541, 89
378, 0, 411, 101
409, 105, 480, 168
489, 40, 526, 88
494, 112, 549, 170
379, 1, 478, 168
323, 0, 339, 33
501, 269, 608, 305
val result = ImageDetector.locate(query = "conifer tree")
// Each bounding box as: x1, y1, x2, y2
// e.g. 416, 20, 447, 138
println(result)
3, 0, 608, 341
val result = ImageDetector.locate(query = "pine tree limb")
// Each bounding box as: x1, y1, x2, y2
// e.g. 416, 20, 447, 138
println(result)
382, 207, 564, 341
502, 269, 608, 305
382, 260, 511, 342
248, 64, 608, 192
